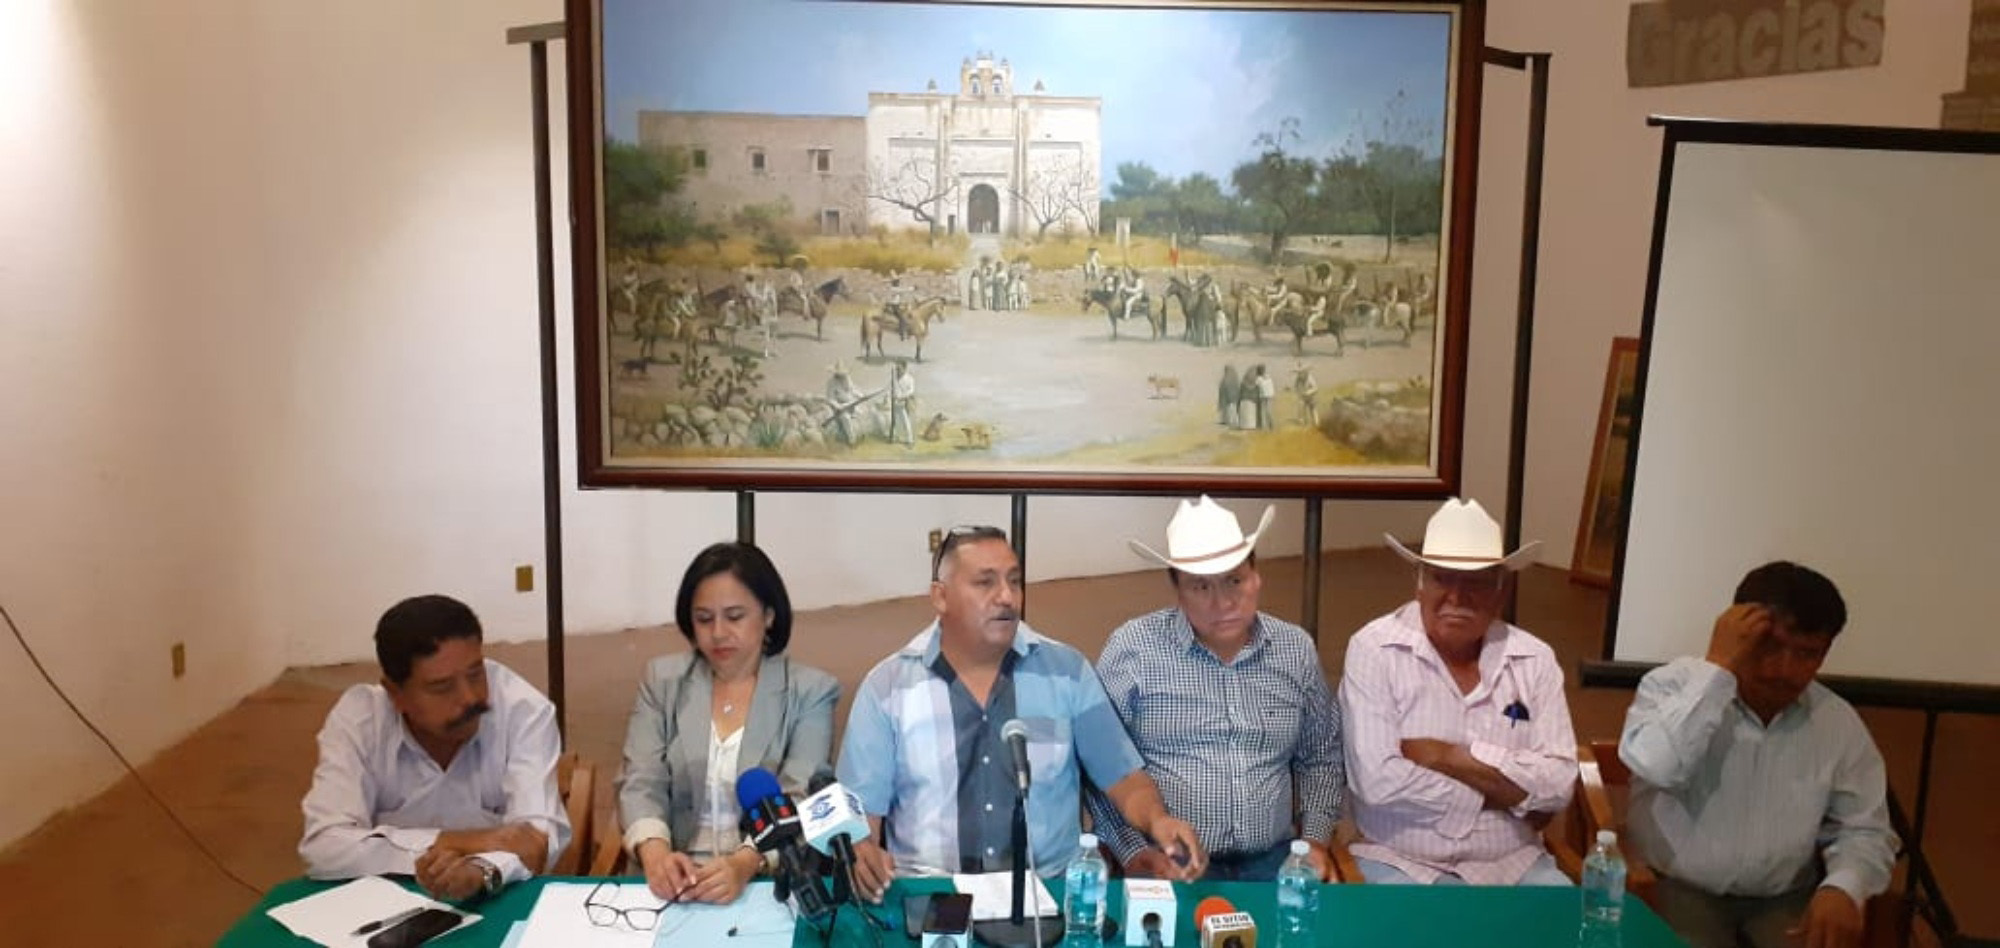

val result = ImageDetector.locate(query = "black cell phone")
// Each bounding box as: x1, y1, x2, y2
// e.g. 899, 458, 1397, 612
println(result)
923, 893, 973, 933
366, 908, 462, 948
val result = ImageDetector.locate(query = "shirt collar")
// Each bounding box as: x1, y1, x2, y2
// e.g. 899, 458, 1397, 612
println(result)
1380, 601, 1533, 662
1171, 608, 1267, 662
900, 619, 1044, 666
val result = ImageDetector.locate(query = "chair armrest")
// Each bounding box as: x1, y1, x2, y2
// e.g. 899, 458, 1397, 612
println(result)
588, 806, 628, 877
552, 756, 595, 876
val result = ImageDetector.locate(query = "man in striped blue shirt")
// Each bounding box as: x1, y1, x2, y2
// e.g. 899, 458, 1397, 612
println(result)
1622, 562, 1897, 948
837, 526, 1205, 902
1088, 497, 1344, 882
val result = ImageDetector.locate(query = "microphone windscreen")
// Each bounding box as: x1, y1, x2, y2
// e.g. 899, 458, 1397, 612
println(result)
807, 768, 836, 795
1193, 896, 1237, 927
735, 767, 783, 811
1000, 718, 1030, 743
800, 780, 873, 854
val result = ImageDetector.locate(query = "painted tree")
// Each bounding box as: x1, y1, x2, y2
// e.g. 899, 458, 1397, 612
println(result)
866, 154, 959, 245
1322, 91, 1441, 260
1231, 117, 1318, 262
1008, 153, 1093, 240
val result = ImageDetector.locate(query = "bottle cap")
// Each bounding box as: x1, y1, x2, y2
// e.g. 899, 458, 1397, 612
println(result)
1290, 840, 1310, 856
1079, 832, 1098, 849
1596, 830, 1618, 845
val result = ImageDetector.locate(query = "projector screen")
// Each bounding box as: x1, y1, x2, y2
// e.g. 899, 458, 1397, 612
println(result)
1610, 121, 2000, 689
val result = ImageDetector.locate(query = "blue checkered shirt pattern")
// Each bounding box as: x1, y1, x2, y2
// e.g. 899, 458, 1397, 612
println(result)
1087, 608, 1344, 862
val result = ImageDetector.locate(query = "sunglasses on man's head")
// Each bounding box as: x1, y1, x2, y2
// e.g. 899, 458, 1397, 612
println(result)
931, 525, 1009, 580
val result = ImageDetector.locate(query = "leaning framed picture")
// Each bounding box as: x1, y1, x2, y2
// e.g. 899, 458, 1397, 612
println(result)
1571, 336, 1641, 587
566, 0, 1486, 494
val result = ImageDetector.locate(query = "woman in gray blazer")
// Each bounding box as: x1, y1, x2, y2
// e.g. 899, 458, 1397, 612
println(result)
618, 541, 840, 904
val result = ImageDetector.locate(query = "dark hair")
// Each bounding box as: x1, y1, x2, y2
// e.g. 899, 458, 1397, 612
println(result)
675, 542, 793, 656
1166, 551, 1257, 587
375, 594, 483, 685
1733, 561, 1847, 638
931, 525, 1010, 581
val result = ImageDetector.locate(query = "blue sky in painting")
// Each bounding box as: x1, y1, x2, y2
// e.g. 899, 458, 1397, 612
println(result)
601, 0, 1454, 190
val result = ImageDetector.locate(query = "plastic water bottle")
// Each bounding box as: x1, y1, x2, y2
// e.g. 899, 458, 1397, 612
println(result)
1064, 833, 1107, 944
1275, 839, 1320, 947
1581, 829, 1627, 948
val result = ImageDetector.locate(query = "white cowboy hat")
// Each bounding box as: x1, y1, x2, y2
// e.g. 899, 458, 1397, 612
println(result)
1127, 496, 1276, 576
1385, 498, 1540, 572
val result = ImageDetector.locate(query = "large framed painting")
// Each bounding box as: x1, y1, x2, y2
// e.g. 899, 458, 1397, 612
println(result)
1571, 336, 1641, 587
566, 0, 1485, 494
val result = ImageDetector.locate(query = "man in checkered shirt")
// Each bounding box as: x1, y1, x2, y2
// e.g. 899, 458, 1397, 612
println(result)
1087, 497, 1346, 881
1341, 498, 1577, 886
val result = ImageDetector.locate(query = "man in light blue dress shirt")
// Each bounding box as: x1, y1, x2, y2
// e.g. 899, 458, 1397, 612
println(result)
299, 595, 569, 900
1621, 562, 1897, 948
837, 526, 1205, 903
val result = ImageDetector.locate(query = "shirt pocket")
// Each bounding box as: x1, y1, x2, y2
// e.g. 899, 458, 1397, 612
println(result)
1255, 705, 1302, 756
1135, 691, 1225, 750
1021, 716, 1073, 777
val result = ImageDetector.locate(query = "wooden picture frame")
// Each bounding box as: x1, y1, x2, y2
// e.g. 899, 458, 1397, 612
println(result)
566, 0, 1485, 494
1571, 336, 1641, 587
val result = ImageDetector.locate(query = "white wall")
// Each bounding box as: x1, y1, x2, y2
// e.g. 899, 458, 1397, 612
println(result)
0, 0, 287, 845
0, 0, 1973, 849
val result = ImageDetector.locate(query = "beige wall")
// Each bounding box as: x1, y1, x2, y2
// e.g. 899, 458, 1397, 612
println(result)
0, 0, 1974, 850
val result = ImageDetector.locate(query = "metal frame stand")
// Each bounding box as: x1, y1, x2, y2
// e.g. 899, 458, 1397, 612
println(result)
1482, 47, 1551, 626
510, 21, 568, 737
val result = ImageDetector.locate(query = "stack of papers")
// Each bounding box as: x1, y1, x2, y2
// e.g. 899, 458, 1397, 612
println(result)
266, 876, 478, 947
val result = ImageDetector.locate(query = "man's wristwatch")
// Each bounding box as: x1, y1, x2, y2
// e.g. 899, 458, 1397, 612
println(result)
469, 857, 503, 897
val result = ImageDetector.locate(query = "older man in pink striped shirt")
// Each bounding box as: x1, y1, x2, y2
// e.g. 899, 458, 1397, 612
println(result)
1339, 499, 1577, 885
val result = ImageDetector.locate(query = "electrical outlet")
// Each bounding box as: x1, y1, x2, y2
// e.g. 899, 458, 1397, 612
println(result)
928, 529, 944, 556
171, 642, 186, 679
515, 565, 535, 592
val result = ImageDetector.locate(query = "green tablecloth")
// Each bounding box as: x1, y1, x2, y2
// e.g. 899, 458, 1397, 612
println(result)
219, 875, 1686, 947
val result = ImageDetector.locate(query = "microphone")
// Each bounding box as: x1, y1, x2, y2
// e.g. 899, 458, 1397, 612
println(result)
1000, 718, 1032, 795
800, 774, 872, 905
1123, 878, 1177, 947
1195, 896, 1257, 948
734, 768, 803, 852
733, 768, 831, 922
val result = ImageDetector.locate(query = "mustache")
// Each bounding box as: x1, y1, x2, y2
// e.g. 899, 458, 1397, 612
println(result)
989, 610, 1019, 622
448, 702, 493, 729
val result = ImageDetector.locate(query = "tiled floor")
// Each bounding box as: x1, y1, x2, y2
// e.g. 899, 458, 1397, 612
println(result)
1, 551, 1991, 946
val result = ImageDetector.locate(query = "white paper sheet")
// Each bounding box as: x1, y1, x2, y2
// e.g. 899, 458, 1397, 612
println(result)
265, 876, 479, 948
949, 872, 1059, 921
512, 882, 662, 948
513, 881, 795, 948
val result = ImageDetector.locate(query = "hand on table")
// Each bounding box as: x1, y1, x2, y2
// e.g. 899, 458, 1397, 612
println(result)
850, 838, 895, 904
636, 839, 698, 902
413, 846, 484, 902
1144, 816, 1206, 881
685, 849, 760, 904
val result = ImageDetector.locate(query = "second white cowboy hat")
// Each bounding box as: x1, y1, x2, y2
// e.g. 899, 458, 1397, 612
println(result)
1386, 498, 1540, 572
1127, 496, 1276, 576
